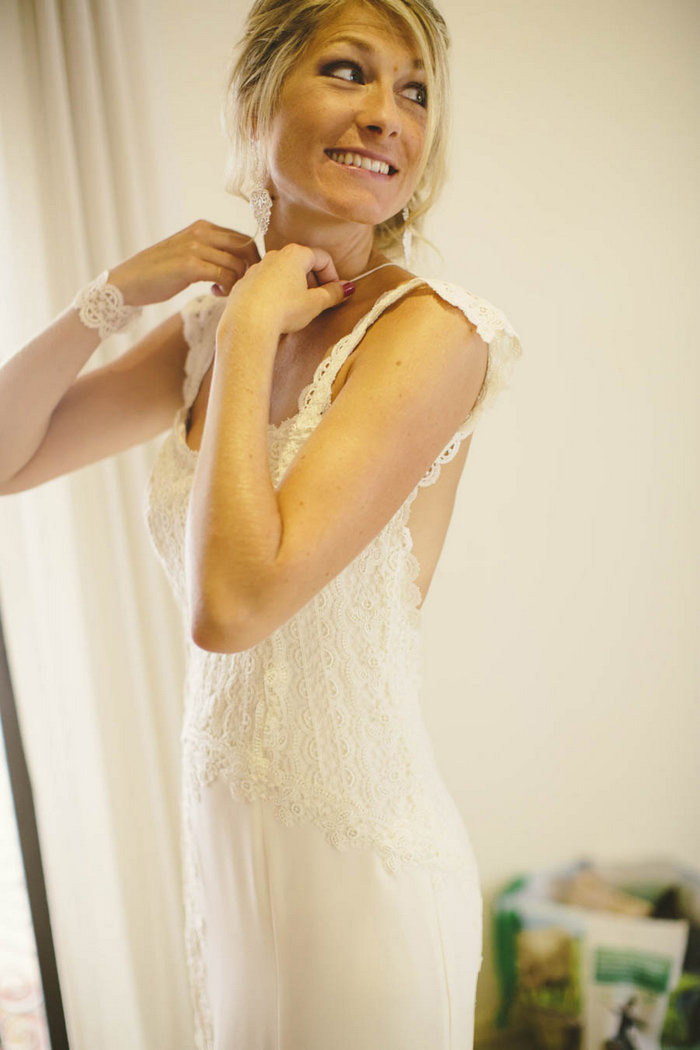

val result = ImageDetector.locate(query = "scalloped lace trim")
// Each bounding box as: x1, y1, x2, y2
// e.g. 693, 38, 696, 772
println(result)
182, 733, 478, 883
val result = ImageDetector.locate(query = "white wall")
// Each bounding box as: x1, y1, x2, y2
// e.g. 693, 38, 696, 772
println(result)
151, 0, 700, 1034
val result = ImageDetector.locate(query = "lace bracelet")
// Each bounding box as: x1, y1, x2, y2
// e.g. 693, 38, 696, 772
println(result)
71, 270, 143, 342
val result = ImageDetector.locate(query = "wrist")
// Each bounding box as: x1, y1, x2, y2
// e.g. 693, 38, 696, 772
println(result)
71, 270, 143, 342
104, 262, 143, 307
216, 299, 282, 352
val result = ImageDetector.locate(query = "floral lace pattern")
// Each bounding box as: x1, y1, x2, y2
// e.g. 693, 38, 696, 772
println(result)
143, 278, 521, 1050
71, 270, 143, 341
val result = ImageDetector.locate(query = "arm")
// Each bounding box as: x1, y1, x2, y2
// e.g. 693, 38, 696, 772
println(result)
0, 309, 188, 494
0, 220, 259, 494
0, 301, 108, 487
187, 248, 488, 652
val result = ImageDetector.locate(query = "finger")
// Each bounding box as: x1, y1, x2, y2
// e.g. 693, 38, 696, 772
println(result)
199, 220, 255, 244
306, 280, 353, 317
196, 243, 249, 279
299, 245, 339, 284
196, 260, 244, 292
201, 227, 260, 264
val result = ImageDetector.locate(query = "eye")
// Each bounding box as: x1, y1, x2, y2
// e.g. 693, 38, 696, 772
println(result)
321, 60, 365, 84
402, 82, 428, 107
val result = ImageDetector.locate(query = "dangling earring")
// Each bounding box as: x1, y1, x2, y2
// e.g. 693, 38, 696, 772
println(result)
402, 205, 414, 268
250, 142, 272, 237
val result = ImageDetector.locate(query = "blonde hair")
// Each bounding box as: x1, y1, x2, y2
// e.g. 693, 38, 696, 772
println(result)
221, 0, 451, 257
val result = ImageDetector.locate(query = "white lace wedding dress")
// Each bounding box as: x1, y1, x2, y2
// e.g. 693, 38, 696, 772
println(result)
144, 277, 522, 1050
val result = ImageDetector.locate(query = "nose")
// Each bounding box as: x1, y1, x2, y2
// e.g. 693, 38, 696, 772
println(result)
358, 79, 401, 139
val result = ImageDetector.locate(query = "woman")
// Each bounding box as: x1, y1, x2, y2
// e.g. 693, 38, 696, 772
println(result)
0, 0, 522, 1047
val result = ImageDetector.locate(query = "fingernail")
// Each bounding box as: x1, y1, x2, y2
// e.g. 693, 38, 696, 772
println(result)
343, 282, 356, 298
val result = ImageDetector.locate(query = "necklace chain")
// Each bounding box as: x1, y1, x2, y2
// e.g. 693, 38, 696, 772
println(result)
349, 261, 402, 283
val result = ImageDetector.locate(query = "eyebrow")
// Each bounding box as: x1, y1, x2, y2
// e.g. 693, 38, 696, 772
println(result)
323, 34, 424, 71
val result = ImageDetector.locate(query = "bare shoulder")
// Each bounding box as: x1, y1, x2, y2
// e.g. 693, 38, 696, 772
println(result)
389, 280, 481, 337
347, 279, 487, 386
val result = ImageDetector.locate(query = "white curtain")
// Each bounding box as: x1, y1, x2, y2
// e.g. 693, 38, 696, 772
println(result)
0, 1, 195, 1046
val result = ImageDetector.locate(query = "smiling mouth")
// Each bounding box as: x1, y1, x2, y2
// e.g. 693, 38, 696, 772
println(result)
325, 150, 398, 176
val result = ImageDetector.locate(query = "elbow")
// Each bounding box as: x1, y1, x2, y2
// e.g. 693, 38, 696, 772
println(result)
187, 559, 284, 652
190, 609, 253, 654
187, 560, 255, 652
189, 593, 268, 654
190, 614, 228, 653
0, 470, 26, 496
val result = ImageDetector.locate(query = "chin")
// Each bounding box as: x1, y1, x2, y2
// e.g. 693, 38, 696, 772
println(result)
322, 194, 396, 228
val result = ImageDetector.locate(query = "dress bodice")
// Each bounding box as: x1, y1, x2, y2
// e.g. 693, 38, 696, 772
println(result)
143, 277, 522, 879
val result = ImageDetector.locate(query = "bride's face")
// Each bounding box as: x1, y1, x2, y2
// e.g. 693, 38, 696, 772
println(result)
265, 2, 428, 229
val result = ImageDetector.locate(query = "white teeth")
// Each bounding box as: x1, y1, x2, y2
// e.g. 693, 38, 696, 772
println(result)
328, 150, 391, 175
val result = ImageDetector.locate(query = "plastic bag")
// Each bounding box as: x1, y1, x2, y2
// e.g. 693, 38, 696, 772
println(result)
492, 857, 699, 1050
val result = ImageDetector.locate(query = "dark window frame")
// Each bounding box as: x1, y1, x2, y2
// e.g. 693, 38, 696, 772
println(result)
0, 607, 70, 1050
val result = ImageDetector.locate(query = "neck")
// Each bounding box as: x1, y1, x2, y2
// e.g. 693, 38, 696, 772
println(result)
263, 200, 387, 281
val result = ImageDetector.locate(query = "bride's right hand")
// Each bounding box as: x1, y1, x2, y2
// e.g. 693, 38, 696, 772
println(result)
106, 220, 261, 306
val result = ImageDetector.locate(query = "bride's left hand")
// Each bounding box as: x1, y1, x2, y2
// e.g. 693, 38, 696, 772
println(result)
216, 243, 353, 339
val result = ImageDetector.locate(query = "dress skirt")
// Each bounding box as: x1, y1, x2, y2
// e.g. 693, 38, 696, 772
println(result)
187, 772, 483, 1050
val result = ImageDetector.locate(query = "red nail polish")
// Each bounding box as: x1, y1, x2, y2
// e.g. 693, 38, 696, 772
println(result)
343, 282, 356, 297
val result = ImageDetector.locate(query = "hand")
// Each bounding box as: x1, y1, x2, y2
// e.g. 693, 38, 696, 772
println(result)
106, 220, 261, 306
219, 243, 352, 339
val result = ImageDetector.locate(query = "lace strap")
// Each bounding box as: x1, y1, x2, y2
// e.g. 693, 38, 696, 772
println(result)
414, 279, 523, 487
179, 294, 224, 409
304, 278, 426, 420
297, 275, 523, 488
303, 276, 523, 419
